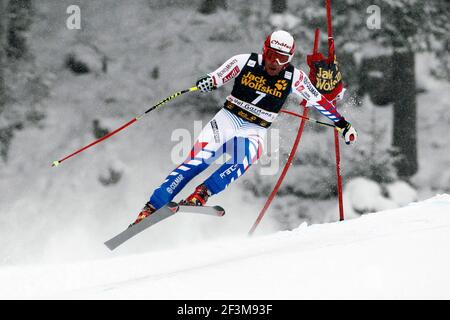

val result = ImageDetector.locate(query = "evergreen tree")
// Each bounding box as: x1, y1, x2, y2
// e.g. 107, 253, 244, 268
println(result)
271, 0, 287, 13
198, 0, 227, 15
297, 0, 450, 179
6, 0, 33, 60
1, 0, 37, 161
0, 0, 6, 112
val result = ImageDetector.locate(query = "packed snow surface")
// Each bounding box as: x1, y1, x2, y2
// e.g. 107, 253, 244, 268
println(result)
0, 194, 449, 300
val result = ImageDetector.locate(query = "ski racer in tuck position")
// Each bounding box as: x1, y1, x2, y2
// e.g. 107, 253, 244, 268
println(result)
130, 30, 357, 226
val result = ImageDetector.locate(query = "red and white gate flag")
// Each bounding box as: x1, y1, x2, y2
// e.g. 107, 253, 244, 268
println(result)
306, 48, 344, 104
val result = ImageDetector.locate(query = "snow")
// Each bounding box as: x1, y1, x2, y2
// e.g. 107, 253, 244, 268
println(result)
343, 177, 398, 218
269, 13, 301, 30
0, 194, 449, 299
1, 1, 449, 300
385, 180, 418, 206
338, 177, 419, 220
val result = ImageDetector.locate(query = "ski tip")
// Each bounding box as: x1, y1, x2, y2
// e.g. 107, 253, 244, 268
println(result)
213, 205, 225, 216
51, 160, 60, 168
167, 201, 179, 213
104, 241, 117, 251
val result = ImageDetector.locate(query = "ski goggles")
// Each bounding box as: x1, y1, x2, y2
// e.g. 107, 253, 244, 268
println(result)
264, 47, 292, 65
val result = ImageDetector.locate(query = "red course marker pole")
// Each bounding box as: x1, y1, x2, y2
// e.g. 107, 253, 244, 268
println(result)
326, 0, 345, 221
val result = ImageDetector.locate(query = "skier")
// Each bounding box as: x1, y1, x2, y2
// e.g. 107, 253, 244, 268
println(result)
130, 30, 357, 226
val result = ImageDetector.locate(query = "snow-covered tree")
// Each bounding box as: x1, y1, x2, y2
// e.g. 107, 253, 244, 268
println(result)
271, 0, 287, 13
6, 0, 33, 60
296, 0, 449, 179
1, 0, 48, 161
0, 0, 8, 159
0, 0, 5, 112
198, 0, 227, 14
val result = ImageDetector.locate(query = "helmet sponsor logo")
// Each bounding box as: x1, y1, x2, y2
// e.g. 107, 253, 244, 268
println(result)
222, 65, 240, 84
270, 39, 292, 52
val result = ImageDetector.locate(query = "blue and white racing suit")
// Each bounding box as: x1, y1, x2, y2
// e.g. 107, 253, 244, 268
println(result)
148, 53, 345, 209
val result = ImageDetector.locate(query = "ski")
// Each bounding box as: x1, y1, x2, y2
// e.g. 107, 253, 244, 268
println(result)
177, 204, 225, 216
104, 202, 179, 251
104, 203, 225, 251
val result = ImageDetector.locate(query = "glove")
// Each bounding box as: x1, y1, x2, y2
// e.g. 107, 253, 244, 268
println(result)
335, 118, 357, 145
196, 75, 215, 93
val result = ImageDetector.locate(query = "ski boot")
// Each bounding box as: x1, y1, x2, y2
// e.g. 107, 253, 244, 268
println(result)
179, 184, 211, 206
129, 202, 157, 228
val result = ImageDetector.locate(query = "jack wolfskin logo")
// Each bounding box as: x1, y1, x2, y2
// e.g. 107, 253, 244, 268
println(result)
315, 66, 342, 93
274, 79, 288, 91
240, 71, 285, 98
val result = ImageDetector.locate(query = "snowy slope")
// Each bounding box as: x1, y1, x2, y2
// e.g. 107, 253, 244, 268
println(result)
1, 0, 449, 275
0, 2, 279, 266
1, 194, 449, 300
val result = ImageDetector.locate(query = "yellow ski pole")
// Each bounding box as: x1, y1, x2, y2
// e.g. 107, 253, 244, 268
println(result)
52, 86, 198, 167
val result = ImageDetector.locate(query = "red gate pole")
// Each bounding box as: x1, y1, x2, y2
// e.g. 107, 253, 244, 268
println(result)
248, 107, 308, 236
334, 129, 344, 221
326, 0, 345, 221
